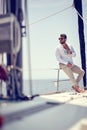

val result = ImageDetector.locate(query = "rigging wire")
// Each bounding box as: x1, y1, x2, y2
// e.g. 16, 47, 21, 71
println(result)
29, 5, 73, 25
29, 4, 87, 26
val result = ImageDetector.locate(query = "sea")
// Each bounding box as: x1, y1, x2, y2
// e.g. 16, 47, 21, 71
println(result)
23, 79, 84, 96
1, 79, 84, 97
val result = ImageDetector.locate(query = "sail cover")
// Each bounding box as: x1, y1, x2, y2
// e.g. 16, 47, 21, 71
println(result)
74, 0, 86, 88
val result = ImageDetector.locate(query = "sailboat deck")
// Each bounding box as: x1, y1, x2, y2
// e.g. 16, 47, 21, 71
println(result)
0, 91, 87, 130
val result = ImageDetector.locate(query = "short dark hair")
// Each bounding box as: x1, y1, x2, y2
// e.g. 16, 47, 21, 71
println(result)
60, 34, 67, 39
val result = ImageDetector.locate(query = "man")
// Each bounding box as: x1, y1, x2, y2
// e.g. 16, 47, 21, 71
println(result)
55, 34, 85, 93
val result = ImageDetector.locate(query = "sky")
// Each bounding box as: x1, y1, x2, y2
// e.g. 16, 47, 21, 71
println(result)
23, 0, 87, 79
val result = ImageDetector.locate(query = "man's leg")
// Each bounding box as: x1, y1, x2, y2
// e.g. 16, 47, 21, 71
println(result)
59, 63, 85, 93
71, 65, 85, 85
59, 63, 77, 86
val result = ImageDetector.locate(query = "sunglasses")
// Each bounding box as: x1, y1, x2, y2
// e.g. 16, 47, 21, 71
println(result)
59, 38, 65, 40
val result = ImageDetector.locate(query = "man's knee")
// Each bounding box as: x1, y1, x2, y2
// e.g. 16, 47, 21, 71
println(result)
81, 69, 85, 76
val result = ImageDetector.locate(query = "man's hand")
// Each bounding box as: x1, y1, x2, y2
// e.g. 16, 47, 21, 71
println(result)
63, 43, 72, 54
67, 63, 72, 67
67, 50, 72, 54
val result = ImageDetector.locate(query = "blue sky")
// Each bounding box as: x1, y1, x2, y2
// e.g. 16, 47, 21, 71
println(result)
23, 0, 87, 79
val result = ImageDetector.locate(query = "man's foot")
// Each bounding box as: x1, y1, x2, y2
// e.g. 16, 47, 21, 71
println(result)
72, 86, 85, 93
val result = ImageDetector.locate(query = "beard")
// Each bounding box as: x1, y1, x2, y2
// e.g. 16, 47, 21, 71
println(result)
60, 41, 65, 44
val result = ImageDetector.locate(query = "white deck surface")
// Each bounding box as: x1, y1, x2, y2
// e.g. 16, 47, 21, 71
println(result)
0, 91, 87, 130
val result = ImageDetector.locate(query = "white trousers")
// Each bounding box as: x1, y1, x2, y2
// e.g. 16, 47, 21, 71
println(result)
59, 63, 85, 86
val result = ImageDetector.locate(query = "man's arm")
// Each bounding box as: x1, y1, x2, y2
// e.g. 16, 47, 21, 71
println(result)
55, 48, 68, 65
63, 44, 76, 57
68, 46, 76, 57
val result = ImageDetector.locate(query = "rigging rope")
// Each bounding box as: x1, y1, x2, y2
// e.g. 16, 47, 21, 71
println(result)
29, 5, 73, 25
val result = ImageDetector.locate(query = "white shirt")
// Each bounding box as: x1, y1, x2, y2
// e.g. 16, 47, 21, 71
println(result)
55, 44, 76, 65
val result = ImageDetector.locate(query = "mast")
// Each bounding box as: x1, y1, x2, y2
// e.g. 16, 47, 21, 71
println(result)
24, 0, 33, 98
74, 0, 87, 89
